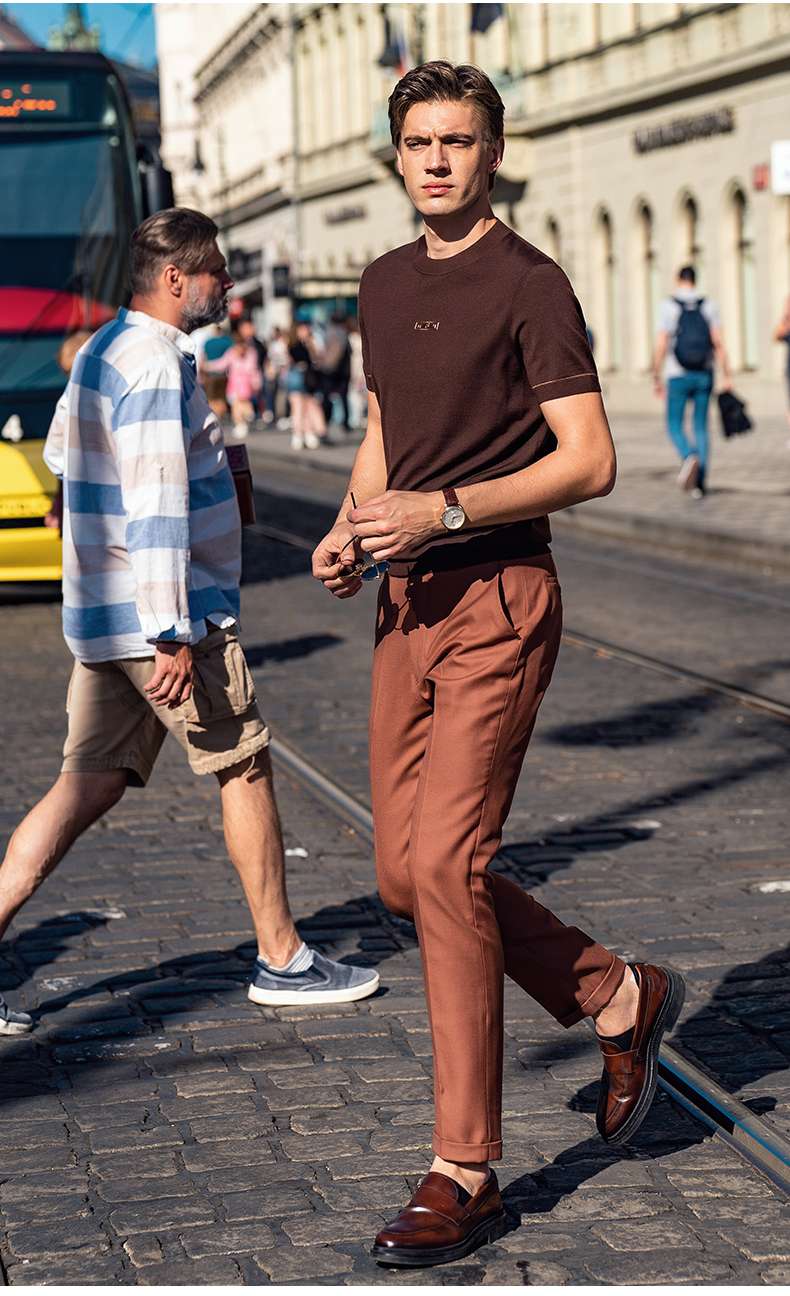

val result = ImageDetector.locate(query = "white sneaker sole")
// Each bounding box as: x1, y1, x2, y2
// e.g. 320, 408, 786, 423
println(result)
677, 457, 700, 490
0, 1020, 33, 1035
248, 970, 380, 1006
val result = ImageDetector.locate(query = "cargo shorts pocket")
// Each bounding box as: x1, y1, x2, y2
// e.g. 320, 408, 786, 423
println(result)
182, 635, 256, 726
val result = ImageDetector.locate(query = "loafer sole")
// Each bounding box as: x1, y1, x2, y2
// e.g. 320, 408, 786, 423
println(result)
248, 971, 379, 1006
602, 966, 686, 1146
371, 1209, 508, 1268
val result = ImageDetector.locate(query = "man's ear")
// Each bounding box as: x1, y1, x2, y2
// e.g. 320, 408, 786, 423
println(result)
163, 264, 183, 298
395, 147, 404, 179
490, 135, 504, 177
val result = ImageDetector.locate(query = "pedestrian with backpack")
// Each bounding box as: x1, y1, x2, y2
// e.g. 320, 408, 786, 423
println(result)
652, 265, 733, 498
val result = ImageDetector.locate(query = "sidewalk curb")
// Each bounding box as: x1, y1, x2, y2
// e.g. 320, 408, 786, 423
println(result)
555, 505, 790, 574
251, 442, 790, 574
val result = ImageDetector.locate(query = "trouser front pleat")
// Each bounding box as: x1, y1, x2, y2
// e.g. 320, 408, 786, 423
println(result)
369, 557, 626, 1162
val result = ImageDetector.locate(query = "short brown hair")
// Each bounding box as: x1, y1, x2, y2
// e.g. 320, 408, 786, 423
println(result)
388, 60, 505, 148
130, 207, 218, 295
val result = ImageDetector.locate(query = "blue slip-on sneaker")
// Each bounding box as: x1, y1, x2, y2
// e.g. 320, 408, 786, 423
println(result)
248, 949, 380, 1006
0, 992, 33, 1036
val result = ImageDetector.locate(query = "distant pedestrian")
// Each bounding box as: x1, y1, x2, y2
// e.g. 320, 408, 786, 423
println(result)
0, 207, 379, 1037
316, 312, 352, 431
197, 322, 233, 421
203, 325, 263, 440
237, 315, 267, 371
266, 326, 290, 426
347, 318, 366, 430
237, 316, 268, 420
653, 265, 733, 499
286, 322, 326, 450
773, 294, 790, 437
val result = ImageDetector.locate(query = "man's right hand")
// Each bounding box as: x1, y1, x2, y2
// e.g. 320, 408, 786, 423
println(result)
312, 523, 364, 599
145, 642, 194, 707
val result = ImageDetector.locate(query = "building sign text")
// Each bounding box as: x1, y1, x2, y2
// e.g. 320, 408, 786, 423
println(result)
633, 107, 735, 154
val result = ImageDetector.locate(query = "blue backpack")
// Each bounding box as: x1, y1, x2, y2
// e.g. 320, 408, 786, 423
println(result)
673, 297, 713, 371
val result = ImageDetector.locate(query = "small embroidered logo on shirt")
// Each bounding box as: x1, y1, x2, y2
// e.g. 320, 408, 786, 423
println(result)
414, 320, 440, 331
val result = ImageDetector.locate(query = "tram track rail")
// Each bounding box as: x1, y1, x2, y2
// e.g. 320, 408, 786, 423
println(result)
250, 520, 790, 724
270, 729, 790, 1198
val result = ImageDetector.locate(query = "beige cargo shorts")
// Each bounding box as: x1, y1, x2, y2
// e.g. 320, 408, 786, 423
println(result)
62, 628, 270, 787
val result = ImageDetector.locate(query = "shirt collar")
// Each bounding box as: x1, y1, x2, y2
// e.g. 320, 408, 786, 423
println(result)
118, 306, 197, 358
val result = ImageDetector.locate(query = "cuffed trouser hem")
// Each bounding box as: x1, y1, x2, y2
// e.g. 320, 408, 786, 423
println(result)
556, 953, 627, 1028
432, 1133, 503, 1163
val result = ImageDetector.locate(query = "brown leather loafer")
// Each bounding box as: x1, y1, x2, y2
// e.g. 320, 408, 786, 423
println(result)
371, 1170, 507, 1267
597, 962, 685, 1145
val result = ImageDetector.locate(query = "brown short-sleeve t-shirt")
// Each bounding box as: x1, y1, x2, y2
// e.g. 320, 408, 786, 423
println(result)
358, 218, 600, 570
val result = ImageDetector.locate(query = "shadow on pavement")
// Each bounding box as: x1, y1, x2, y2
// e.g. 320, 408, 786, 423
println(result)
1, 909, 786, 1235
0, 583, 62, 607
498, 747, 789, 886
240, 487, 334, 588
0, 896, 405, 1107
501, 1092, 706, 1231
545, 691, 717, 747
543, 653, 790, 751
244, 633, 342, 668
0, 911, 111, 995
670, 941, 790, 1124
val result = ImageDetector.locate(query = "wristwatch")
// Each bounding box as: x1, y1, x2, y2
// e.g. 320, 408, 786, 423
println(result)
440, 487, 467, 532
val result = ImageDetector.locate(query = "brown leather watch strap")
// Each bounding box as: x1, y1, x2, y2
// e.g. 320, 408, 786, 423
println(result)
442, 487, 459, 508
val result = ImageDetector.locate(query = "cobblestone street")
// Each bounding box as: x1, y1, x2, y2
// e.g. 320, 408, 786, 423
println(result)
1, 471, 789, 1285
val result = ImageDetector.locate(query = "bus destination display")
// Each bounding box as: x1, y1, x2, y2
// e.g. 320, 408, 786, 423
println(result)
0, 81, 73, 121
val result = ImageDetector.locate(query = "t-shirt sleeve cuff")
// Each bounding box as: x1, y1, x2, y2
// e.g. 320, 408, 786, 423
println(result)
532, 372, 601, 401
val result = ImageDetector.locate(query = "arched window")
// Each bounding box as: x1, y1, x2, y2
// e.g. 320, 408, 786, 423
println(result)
631, 200, 658, 371
593, 208, 617, 371
677, 192, 701, 274
732, 187, 758, 370
545, 215, 562, 266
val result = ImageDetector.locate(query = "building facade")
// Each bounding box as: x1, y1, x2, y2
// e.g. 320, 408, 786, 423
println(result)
157, 2, 790, 414
156, 2, 296, 331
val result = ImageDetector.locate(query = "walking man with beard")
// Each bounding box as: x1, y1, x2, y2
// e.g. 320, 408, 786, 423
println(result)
0, 209, 379, 1037
312, 64, 685, 1267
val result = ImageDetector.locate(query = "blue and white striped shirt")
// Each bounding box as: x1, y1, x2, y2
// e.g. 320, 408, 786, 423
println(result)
44, 307, 241, 662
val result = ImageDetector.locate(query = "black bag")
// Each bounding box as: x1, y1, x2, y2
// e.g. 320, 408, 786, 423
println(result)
673, 297, 713, 370
717, 390, 753, 439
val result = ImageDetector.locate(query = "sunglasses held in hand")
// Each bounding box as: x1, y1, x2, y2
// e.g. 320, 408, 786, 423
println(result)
338, 493, 390, 583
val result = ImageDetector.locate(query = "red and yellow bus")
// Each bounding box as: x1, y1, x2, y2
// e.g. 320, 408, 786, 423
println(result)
0, 50, 172, 582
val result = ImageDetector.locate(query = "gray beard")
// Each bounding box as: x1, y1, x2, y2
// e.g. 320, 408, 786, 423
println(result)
181, 286, 228, 333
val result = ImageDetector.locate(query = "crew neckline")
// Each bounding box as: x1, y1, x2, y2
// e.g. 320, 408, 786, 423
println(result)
412, 218, 510, 276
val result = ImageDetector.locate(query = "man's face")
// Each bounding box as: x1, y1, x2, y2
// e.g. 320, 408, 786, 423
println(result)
396, 99, 502, 219
181, 243, 234, 332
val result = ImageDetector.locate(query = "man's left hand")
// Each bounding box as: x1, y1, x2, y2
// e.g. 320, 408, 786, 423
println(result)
348, 490, 445, 561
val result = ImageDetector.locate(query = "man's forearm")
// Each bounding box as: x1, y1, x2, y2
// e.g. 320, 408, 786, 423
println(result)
334, 426, 387, 524
715, 344, 732, 383
455, 445, 615, 530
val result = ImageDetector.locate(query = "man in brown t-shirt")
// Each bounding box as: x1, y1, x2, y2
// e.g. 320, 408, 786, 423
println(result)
313, 61, 684, 1268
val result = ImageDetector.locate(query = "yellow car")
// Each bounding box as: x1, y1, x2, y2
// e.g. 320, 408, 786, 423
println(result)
0, 438, 61, 582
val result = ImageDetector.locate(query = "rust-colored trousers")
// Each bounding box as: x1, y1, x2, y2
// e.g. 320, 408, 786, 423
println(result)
369, 555, 626, 1162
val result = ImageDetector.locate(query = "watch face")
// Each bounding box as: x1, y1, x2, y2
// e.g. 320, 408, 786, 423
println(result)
442, 504, 466, 531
